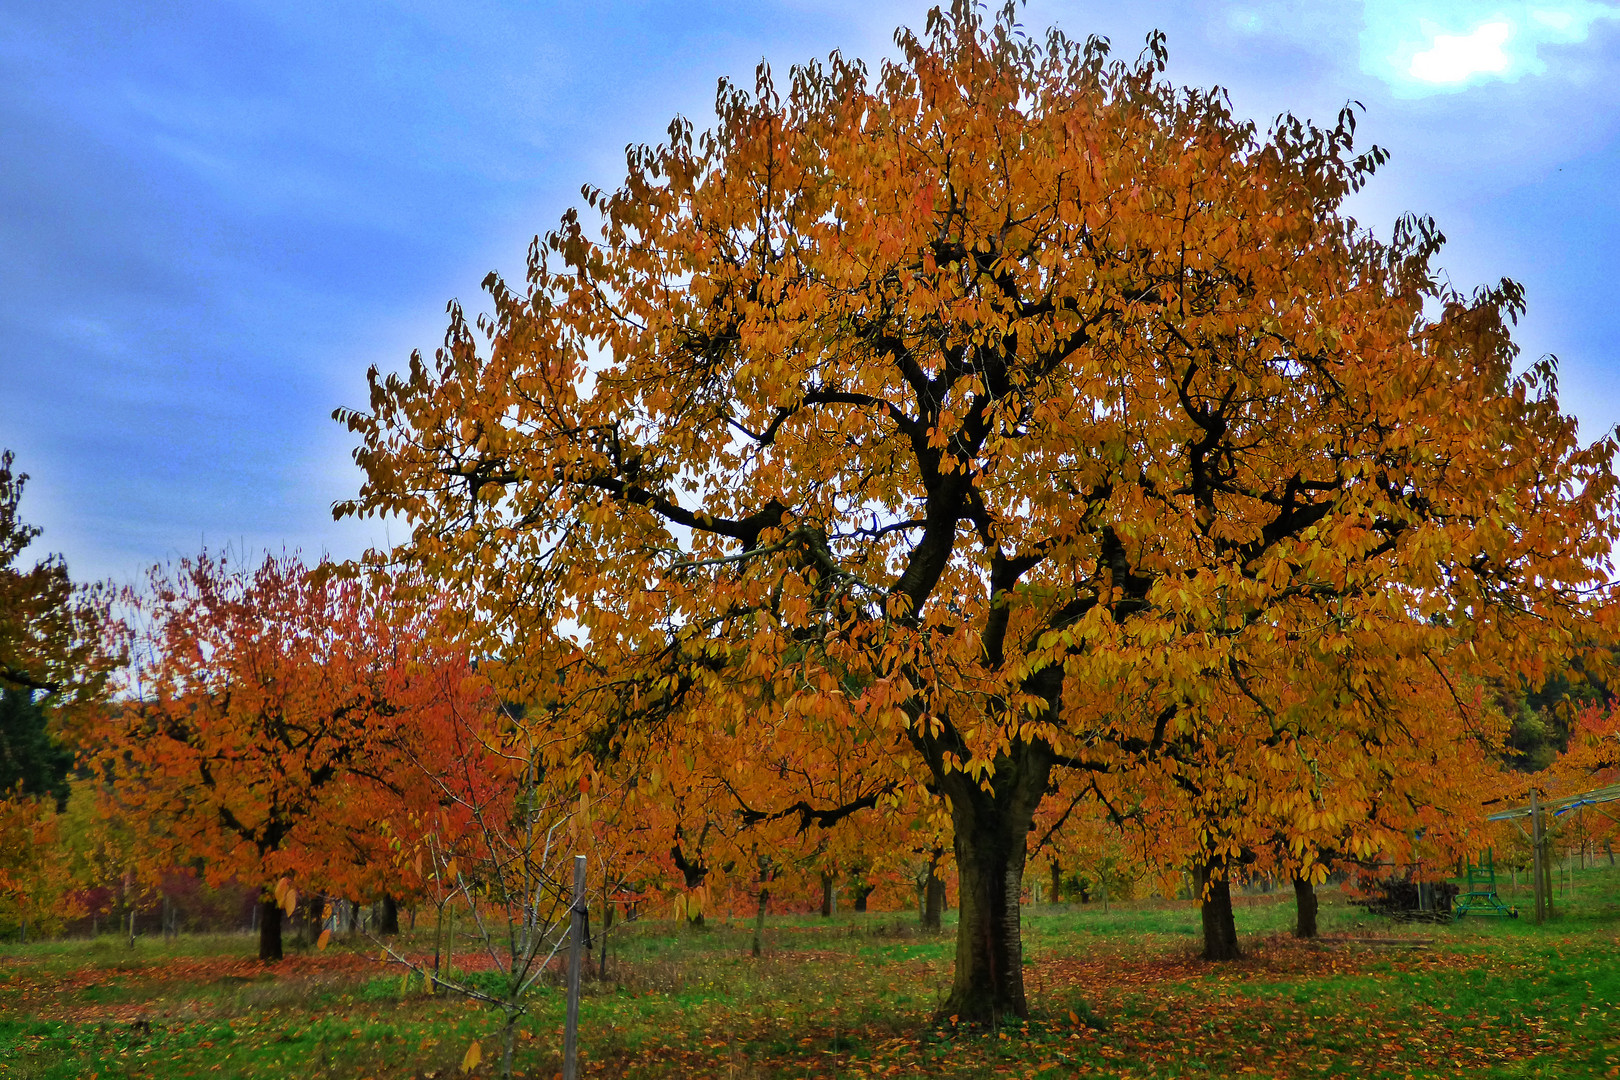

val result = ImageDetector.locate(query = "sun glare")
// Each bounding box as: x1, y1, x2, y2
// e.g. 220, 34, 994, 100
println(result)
1361, 1, 1619, 95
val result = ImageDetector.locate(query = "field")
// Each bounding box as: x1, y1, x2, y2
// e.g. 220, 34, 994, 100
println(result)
3, 866, 1618, 1080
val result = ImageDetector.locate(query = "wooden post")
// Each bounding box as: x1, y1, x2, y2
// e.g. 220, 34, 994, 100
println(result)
1542, 828, 1555, 920
600, 889, 613, 975
564, 854, 586, 1080
1529, 790, 1542, 926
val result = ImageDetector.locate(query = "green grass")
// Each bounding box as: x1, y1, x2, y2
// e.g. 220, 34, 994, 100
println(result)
2, 867, 1618, 1078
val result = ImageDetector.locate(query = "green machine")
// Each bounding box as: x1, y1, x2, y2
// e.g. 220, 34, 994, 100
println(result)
1453, 848, 1517, 918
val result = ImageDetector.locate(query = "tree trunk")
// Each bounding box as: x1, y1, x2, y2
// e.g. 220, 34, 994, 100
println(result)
599, 892, 614, 975
937, 756, 1049, 1023
820, 871, 835, 918
258, 897, 283, 962
923, 846, 945, 931
752, 887, 769, 958
1197, 856, 1240, 961
502, 1010, 520, 1080
378, 894, 400, 936
853, 883, 873, 912
1292, 875, 1318, 940
1049, 859, 1062, 906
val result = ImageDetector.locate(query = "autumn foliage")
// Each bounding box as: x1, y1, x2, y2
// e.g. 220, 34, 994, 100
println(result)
333, 3, 1618, 1019
2, 7, 1616, 1056
98, 552, 494, 959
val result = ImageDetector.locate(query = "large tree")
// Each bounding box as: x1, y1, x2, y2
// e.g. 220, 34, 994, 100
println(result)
337, 5, 1618, 1020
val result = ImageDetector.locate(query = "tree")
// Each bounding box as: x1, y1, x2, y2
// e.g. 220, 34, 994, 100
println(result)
0, 451, 118, 710
0, 689, 73, 810
336, 4, 1619, 1020
0, 450, 122, 939
102, 552, 464, 960
0, 450, 121, 808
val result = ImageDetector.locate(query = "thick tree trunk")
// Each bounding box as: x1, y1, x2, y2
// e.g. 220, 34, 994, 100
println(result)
378, 894, 400, 936
1049, 859, 1062, 906
923, 846, 946, 931
1293, 875, 1319, 940
853, 882, 873, 912
1197, 856, 1240, 961
820, 871, 835, 918
938, 754, 1050, 1024
258, 898, 283, 962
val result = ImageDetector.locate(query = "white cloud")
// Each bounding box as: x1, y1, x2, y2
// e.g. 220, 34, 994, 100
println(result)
1408, 19, 1514, 83
1362, 1, 1620, 95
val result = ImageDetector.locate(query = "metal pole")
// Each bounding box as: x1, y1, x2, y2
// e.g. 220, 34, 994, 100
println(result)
564, 854, 586, 1080
1530, 787, 1545, 923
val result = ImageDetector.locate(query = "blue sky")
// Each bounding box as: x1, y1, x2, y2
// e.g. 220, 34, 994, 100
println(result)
2, 1, 1617, 585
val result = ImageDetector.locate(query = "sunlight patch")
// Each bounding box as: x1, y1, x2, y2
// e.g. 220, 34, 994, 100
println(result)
1361, 1, 1620, 95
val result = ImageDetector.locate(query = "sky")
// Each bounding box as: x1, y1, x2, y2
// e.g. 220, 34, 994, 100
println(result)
2, 1, 1617, 586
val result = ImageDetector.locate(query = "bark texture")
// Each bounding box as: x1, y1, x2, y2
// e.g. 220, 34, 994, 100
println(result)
923, 846, 946, 931
1197, 856, 1240, 961
1292, 875, 1319, 940
937, 751, 1050, 1022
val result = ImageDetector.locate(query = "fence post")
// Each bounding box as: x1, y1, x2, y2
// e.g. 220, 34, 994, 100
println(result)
564, 854, 586, 1080
1530, 787, 1545, 923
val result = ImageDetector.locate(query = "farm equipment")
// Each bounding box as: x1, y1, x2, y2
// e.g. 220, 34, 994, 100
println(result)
1453, 848, 1517, 918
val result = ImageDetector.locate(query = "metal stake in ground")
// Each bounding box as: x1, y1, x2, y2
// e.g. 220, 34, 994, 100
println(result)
564, 854, 586, 1080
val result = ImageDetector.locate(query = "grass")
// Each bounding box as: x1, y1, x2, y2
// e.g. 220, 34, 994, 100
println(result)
2, 865, 1617, 1078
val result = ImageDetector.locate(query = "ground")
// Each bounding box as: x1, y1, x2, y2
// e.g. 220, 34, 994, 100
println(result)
2, 866, 1618, 1079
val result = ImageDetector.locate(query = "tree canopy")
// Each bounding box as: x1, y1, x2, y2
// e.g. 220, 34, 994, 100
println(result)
337, 4, 1619, 1019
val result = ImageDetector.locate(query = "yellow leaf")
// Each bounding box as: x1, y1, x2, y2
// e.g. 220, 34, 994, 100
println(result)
317, 929, 332, 951
282, 887, 297, 916
461, 1040, 482, 1072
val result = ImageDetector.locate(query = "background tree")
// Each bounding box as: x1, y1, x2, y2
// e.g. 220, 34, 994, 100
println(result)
0, 450, 122, 808
102, 552, 463, 960
337, 4, 1619, 1021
